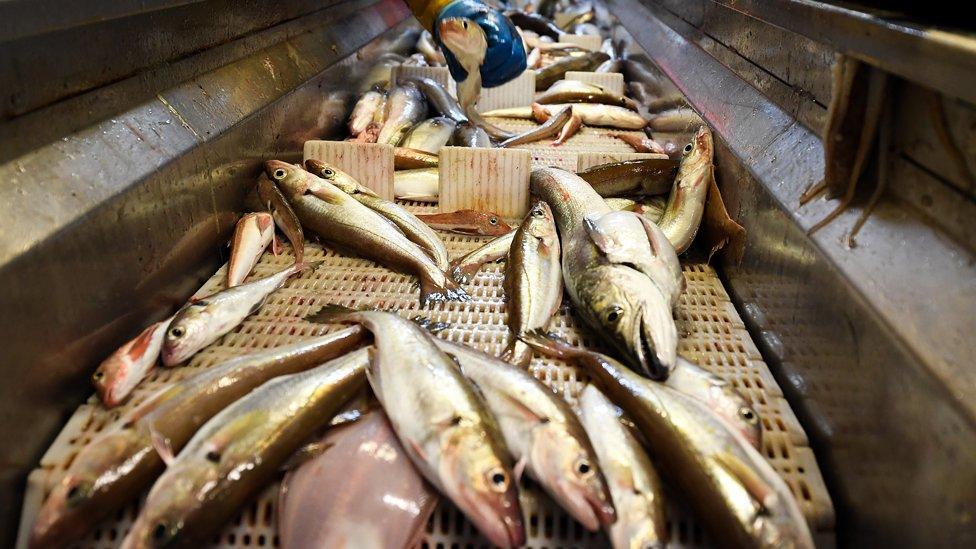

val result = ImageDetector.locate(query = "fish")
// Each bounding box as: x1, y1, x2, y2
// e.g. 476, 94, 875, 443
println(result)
357, 53, 402, 93
522, 333, 813, 549
416, 30, 447, 65
394, 146, 439, 169
578, 385, 668, 549
227, 212, 275, 287
647, 108, 703, 132
401, 76, 467, 123
92, 317, 172, 408
436, 339, 615, 531
582, 209, 684, 310
535, 51, 610, 90
533, 102, 646, 129
437, 18, 517, 141
162, 262, 308, 366
449, 230, 516, 283
121, 348, 369, 548
530, 166, 676, 379
28, 327, 366, 549
481, 106, 534, 119
576, 158, 678, 198
401, 116, 457, 154
552, 112, 582, 146
610, 132, 667, 155
377, 82, 428, 145
266, 161, 464, 304
393, 167, 440, 202
349, 89, 386, 137
658, 125, 713, 254
668, 357, 762, 449
499, 105, 573, 148
505, 9, 563, 39
501, 202, 562, 367
257, 175, 304, 264
305, 159, 450, 272
451, 120, 493, 148
415, 209, 513, 236
334, 311, 525, 548
536, 80, 639, 111
278, 410, 439, 549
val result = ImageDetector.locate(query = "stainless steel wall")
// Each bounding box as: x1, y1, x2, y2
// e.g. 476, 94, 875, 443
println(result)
0, 0, 413, 541
608, 0, 976, 545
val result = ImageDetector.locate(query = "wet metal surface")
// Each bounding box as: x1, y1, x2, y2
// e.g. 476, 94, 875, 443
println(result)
612, 0, 976, 545
0, 1, 411, 541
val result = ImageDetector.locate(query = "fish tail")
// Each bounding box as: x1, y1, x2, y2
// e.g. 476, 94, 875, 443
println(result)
500, 339, 533, 368
419, 272, 470, 307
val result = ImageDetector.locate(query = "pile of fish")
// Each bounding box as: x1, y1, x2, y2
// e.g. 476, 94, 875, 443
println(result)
29, 2, 811, 549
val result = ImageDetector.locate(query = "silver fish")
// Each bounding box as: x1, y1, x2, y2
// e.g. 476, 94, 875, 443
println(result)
451, 121, 493, 148
121, 348, 369, 548
161, 262, 308, 366
438, 339, 615, 531
501, 202, 562, 367
578, 385, 668, 549
658, 125, 713, 253
377, 83, 428, 145
402, 116, 457, 154
92, 317, 172, 408
339, 311, 525, 548
393, 167, 440, 202
530, 166, 676, 379
668, 357, 762, 449
499, 105, 573, 148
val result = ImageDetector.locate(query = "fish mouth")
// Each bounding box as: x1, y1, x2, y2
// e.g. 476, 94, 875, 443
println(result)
632, 305, 668, 380
456, 485, 524, 548
555, 479, 616, 532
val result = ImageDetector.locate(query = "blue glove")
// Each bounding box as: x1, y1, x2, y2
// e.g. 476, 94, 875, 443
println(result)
433, 0, 527, 88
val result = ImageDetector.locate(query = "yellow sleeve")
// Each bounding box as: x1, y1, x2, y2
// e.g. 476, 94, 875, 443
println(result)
404, 0, 456, 31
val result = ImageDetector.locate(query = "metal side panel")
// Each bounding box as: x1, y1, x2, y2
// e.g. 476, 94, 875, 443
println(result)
607, 0, 976, 545
0, 0, 413, 541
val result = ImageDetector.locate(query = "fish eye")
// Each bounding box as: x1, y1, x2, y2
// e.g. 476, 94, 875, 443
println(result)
273, 168, 286, 179
683, 143, 693, 154
739, 406, 759, 425
322, 168, 334, 178
65, 483, 90, 506
487, 467, 509, 492
606, 306, 622, 323
169, 326, 185, 339
462, 20, 469, 29
92, 371, 104, 381
205, 450, 221, 463
152, 521, 178, 543
489, 217, 498, 225
575, 458, 594, 478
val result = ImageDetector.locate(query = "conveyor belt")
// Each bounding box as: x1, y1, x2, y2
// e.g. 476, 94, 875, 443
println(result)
17, 210, 834, 547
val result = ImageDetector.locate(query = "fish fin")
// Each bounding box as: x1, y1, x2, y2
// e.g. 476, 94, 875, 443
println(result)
304, 303, 363, 324
631, 212, 663, 257
419, 275, 470, 308
271, 234, 281, 256
280, 440, 336, 471
582, 214, 622, 257
125, 323, 161, 362
518, 329, 579, 359
150, 429, 176, 466
411, 315, 452, 334
513, 455, 529, 483
714, 451, 778, 511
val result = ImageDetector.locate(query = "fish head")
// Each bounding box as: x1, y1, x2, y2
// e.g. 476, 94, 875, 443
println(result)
680, 125, 713, 168
706, 383, 763, 449
442, 426, 524, 548
437, 17, 488, 66
523, 201, 556, 237
161, 302, 211, 366
303, 159, 376, 196
263, 160, 310, 197
530, 423, 615, 531
574, 264, 675, 379
31, 429, 148, 548
123, 459, 218, 548
481, 212, 513, 235
92, 355, 132, 408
